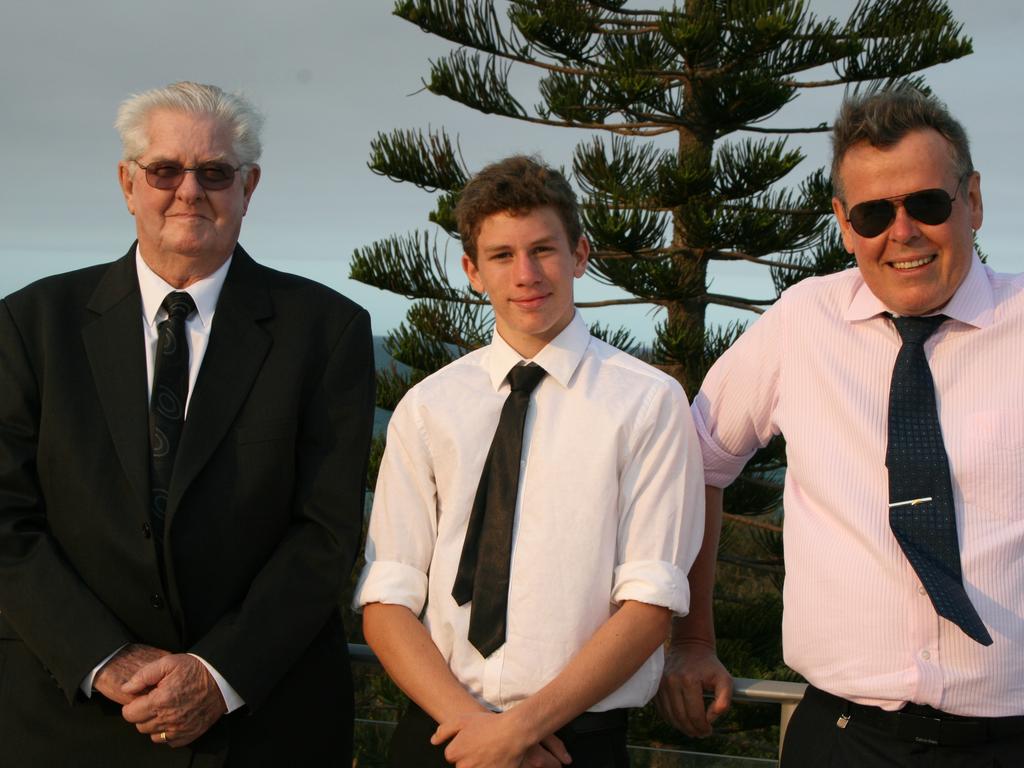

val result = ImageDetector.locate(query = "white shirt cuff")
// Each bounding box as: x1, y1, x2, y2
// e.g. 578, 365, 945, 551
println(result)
352, 560, 428, 615
611, 560, 691, 616
81, 644, 128, 697
189, 653, 245, 713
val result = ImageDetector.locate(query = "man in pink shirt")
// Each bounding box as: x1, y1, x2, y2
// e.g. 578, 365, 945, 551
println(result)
657, 87, 1024, 766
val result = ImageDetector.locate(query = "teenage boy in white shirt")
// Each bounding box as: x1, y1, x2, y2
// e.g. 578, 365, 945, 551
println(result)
355, 155, 704, 768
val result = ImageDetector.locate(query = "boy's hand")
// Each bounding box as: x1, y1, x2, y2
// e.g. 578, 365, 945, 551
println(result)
432, 711, 571, 768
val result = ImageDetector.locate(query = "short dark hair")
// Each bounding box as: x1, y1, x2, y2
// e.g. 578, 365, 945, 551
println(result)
831, 86, 973, 201
456, 155, 583, 262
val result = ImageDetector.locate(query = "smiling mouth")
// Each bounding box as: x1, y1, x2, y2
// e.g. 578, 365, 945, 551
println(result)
890, 255, 936, 270
513, 294, 550, 305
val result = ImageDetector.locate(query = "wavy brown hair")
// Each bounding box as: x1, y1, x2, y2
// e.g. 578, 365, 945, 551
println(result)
456, 155, 582, 262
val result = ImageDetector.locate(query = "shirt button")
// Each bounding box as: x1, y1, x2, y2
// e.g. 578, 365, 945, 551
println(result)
918, 585, 927, 595
921, 650, 931, 661
142, 522, 152, 539
150, 593, 164, 609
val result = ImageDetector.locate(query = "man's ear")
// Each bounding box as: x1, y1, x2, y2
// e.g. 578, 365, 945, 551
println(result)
462, 252, 484, 293
966, 170, 983, 231
832, 197, 855, 254
573, 236, 590, 277
241, 165, 261, 215
118, 162, 136, 215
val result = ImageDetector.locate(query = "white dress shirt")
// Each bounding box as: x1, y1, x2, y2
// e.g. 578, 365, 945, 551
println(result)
694, 253, 1024, 717
137, 250, 229, 415
81, 249, 243, 712
355, 312, 705, 712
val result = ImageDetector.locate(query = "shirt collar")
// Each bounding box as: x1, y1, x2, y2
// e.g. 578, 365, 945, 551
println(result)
484, 311, 591, 391
844, 251, 994, 328
136, 245, 231, 329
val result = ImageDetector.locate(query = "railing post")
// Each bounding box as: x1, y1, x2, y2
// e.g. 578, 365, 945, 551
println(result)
351, 645, 810, 764
731, 676, 807, 764
778, 701, 797, 760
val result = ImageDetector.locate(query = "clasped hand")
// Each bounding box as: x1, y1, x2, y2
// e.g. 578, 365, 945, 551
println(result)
432, 710, 572, 768
94, 644, 226, 747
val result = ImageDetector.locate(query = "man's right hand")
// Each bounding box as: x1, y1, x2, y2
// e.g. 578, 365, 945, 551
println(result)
93, 644, 171, 705
655, 641, 733, 738
522, 735, 572, 768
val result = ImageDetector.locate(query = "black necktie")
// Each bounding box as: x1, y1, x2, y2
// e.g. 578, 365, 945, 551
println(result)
886, 315, 992, 646
149, 291, 196, 549
453, 363, 547, 658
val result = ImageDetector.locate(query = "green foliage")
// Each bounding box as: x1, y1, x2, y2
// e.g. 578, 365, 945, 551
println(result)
366, 433, 388, 491
350, 230, 470, 301
574, 135, 665, 206
589, 321, 643, 357
429, 49, 528, 117
652, 317, 746, 398
369, 127, 468, 192
349, 0, 973, 757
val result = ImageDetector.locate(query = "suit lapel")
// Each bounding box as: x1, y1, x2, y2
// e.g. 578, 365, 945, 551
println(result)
168, 247, 272, 515
81, 248, 150, 512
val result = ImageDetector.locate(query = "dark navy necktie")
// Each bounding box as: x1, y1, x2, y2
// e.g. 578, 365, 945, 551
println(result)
886, 314, 992, 646
452, 362, 547, 658
149, 291, 196, 552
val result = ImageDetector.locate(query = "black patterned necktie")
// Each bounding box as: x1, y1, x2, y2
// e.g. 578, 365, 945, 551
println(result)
149, 291, 196, 550
886, 314, 992, 646
452, 362, 547, 658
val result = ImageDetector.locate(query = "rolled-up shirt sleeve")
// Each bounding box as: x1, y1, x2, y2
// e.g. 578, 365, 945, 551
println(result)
692, 305, 782, 489
353, 392, 437, 615
612, 377, 704, 616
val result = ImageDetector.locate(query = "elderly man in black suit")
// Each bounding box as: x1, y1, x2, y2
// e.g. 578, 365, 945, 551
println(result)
0, 81, 374, 767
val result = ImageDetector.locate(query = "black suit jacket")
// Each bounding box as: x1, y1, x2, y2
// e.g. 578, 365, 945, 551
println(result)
0, 245, 375, 767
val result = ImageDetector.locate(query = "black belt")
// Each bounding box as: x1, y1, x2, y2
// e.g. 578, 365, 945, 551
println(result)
805, 685, 1024, 747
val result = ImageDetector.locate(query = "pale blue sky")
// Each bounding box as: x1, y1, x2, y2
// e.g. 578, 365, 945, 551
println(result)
3, 1, 1021, 340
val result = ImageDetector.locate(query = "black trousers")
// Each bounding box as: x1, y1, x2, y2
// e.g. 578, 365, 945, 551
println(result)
781, 686, 1024, 768
386, 703, 630, 768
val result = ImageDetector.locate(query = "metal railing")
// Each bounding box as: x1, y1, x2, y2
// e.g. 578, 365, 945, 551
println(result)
349, 643, 806, 762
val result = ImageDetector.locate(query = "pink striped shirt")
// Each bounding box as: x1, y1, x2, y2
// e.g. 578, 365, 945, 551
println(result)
694, 254, 1024, 716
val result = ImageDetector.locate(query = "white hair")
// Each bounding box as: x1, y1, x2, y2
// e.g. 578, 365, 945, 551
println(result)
115, 81, 264, 166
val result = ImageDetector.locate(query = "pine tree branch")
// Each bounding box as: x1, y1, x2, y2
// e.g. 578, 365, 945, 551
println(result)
789, 77, 854, 88
583, 2, 670, 20
575, 297, 655, 308
740, 124, 831, 134
713, 250, 820, 274
723, 513, 783, 534
368, 126, 468, 192
421, 295, 489, 305
588, 248, 673, 261
703, 294, 773, 314
720, 204, 829, 216
422, 104, 682, 135
718, 553, 785, 574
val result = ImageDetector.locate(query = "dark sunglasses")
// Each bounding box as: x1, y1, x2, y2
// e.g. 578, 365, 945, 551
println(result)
845, 172, 970, 238
134, 160, 243, 191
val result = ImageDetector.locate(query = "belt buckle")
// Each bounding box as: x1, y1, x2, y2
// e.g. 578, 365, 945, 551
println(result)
894, 711, 943, 745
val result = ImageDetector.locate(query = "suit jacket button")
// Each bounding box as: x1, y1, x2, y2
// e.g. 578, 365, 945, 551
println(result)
150, 593, 164, 609
142, 522, 152, 539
